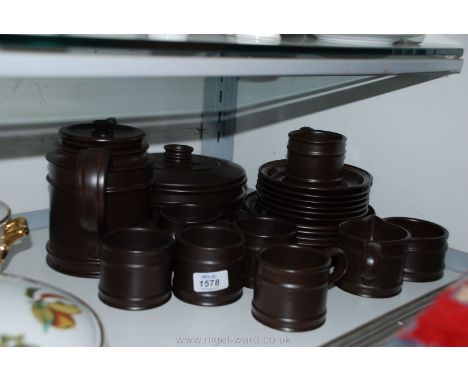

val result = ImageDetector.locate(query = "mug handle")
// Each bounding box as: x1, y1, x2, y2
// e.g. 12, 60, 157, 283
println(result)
323, 247, 348, 289
361, 241, 381, 285
76, 148, 110, 244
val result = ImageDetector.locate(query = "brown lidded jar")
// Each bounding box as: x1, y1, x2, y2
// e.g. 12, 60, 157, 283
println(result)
151, 144, 247, 218
173, 225, 245, 306
46, 118, 153, 278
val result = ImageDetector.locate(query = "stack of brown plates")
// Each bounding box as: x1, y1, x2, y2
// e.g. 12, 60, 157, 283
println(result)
256, 159, 373, 247
150, 144, 247, 218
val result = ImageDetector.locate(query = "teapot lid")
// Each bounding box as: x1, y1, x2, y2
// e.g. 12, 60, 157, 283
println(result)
59, 118, 145, 148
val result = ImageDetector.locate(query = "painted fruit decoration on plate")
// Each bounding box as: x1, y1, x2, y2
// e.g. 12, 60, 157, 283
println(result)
0, 274, 104, 346
27, 288, 82, 331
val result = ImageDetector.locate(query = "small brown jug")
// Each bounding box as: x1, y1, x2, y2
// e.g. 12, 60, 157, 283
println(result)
46, 118, 154, 278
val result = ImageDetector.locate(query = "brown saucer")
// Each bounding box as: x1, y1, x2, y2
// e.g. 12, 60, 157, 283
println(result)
257, 182, 369, 209
259, 159, 372, 195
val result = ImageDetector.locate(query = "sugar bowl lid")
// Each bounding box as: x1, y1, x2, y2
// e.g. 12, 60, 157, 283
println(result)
151, 144, 247, 189
0, 274, 105, 347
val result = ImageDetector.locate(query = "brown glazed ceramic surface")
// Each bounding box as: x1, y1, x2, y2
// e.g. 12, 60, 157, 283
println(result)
158, 204, 222, 238
98, 228, 173, 310
384, 217, 449, 282
259, 197, 369, 220
240, 191, 267, 217
260, 160, 372, 195
252, 245, 347, 332
337, 215, 410, 298
233, 216, 296, 288
173, 225, 245, 306
150, 144, 247, 217
257, 182, 369, 212
286, 127, 347, 185
46, 118, 153, 278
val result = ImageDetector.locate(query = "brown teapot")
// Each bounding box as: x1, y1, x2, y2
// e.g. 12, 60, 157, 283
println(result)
46, 118, 153, 278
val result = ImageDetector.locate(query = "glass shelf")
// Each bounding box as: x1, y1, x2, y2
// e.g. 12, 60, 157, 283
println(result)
0, 34, 462, 77
0, 34, 463, 58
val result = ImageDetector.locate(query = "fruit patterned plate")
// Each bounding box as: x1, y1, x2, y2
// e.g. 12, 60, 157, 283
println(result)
0, 273, 105, 347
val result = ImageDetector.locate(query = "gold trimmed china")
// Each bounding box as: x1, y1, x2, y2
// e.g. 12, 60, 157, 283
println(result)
0, 201, 29, 270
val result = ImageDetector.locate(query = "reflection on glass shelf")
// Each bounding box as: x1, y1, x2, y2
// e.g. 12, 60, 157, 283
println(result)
0, 34, 462, 58
0, 76, 375, 129
237, 76, 373, 111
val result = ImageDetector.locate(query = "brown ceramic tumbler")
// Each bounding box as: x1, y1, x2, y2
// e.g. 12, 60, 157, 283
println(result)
384, 217, 449, 282
252, 245, 347, 332
234, 216, 296, 288
98, 227, 173, 310
173, 225, 245, 306
286, 127, 346, 184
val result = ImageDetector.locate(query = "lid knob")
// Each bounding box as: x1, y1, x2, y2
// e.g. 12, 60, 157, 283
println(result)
91, 118, 117, 138
164, 144, 193, 162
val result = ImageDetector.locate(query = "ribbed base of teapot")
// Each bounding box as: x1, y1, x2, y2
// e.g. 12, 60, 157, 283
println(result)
46, 242, 100, 278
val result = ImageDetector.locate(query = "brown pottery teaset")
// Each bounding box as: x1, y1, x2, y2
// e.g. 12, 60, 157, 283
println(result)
38, 118, 450, 332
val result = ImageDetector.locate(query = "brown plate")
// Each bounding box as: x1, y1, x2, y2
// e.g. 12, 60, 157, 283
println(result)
258, 176, 370, 202
259, 159, 372, 195
260, 197, 368, 219
257, 187, 369, 213
260, 199, 368, 222
257, 180, 370, 206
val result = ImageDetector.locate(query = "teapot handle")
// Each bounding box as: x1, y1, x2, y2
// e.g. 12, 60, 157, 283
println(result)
76, 148, 110, 239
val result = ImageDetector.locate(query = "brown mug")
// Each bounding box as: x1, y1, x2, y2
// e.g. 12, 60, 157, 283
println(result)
385, 217, 449, 282
252, 244, 347, 332
285, 127, 346, 185
337, 215, 410, 298
98, 227, 173, 310
233, 216, 296, 288
173, 225, 245, 306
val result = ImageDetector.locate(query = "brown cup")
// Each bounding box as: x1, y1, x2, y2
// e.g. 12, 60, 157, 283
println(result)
285, 127, 346, 185
98, 227, 173, 310
337, 215, 410, 298
233, 216, 297, 288
252, 245, 347, 332
173, 225, 245, 306
384, 217, 449, 282
158, 203, 223, 238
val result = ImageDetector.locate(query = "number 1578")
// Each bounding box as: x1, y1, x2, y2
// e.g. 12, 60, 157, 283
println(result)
200, 279, 220, 288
